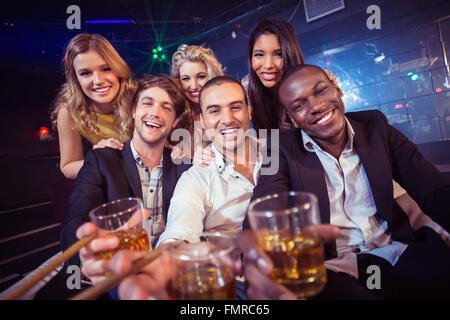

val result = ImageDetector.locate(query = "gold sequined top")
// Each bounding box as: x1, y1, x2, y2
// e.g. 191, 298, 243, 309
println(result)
76, 112, 125, 145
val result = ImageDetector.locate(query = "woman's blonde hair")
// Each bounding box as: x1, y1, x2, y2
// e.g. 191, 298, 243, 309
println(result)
170, 44, 224, 80
169, 45, 224, 134
51, 33, 136, 141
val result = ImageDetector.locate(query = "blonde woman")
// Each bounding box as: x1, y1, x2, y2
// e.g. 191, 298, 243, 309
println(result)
169, 44, 224, 159
51, 33, 136, 179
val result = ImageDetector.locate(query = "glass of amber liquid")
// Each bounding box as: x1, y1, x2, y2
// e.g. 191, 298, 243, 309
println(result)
248, 191, 326, 299
89, 197, 150, 260
167, 232, 237, 300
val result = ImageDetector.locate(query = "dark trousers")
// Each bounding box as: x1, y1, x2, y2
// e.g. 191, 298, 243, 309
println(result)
357, 227, 450, 299
313, 269, 380, 300
315, 227, 450, 300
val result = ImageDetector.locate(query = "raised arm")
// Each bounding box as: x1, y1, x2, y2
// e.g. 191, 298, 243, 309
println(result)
156, 169, 208, 248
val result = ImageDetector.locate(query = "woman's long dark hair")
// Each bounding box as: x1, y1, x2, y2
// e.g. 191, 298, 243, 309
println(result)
247, 18, 305, 130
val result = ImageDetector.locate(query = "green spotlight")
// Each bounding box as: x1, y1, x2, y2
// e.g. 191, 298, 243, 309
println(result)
161, 54, 166, 59
153, 48, 157, 54
157, 46, 162, 51
153, 53, 158, 59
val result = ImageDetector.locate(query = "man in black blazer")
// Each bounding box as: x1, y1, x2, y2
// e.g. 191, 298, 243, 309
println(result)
61, 74, 191, 270
244, 64, 450, 299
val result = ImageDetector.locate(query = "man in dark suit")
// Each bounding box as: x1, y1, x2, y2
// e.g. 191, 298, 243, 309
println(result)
34, 74, 191, 299
244, 64, 450, 299
60, 74, 190, 276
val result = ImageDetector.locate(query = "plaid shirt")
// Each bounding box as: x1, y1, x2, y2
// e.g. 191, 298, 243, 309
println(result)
130, 142, 165, 247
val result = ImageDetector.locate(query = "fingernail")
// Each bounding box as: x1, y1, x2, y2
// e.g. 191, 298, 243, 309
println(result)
108, 238, 118, 247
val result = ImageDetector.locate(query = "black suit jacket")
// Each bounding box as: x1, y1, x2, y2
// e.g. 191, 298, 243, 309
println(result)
246, 110, 450, 259
61, 141, 191, 263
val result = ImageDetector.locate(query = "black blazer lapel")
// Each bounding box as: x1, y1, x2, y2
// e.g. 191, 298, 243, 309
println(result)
292, 130, 337, 258
161, 149, 192, 222
292, 130, 331, 225
120, 141, 143, 200
162, 147, 177, 222
350, 118, 393, 223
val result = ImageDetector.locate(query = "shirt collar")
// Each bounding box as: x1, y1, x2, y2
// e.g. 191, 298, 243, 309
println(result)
211, 143, 231, 174
130, 140, 163, 167
301, 116, 355, 153
210, 136, 262, 175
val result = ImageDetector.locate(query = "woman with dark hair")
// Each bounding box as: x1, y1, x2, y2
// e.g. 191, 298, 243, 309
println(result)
245, 17, 305, 131
243, 17, 338, 131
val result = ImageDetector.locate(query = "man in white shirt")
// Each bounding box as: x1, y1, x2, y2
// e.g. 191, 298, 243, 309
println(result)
157, 76, 262, 247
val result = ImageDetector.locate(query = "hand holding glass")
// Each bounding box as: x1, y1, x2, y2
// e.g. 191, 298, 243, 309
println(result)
167, 232, 238, 300
89, 197, 150, 260
248, 191, 327, 299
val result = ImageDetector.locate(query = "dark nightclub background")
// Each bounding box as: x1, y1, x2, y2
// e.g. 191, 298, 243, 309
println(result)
0, 0, 449, 293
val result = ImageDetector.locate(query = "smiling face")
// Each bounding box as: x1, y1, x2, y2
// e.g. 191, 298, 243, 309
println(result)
200, 82, 251, 155
132, 86, 180, 147
73, 49, 120, 112
251, 33, 283, 88
179, 61, 209, 104
279, 66, 346, 149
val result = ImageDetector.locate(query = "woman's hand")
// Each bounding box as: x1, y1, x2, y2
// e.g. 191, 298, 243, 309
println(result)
170, 145, 186, 160
93, 138, 124, 151
192, 144, 215, 167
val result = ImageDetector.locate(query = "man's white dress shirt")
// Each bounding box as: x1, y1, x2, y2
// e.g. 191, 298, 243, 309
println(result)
157, 142, 262, 246
301, 118, 408, 279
